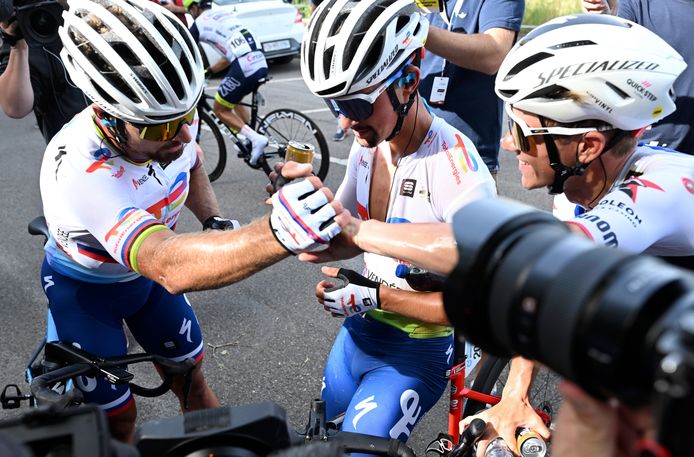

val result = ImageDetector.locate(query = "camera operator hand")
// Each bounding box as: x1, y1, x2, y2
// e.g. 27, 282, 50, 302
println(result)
461, 358, 550, 456
553, 382, 653, 457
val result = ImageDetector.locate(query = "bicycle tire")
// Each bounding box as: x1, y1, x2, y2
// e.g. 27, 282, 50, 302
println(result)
462, 356, 562, 426
258, 109, 330, 181
198, 108, 227, 182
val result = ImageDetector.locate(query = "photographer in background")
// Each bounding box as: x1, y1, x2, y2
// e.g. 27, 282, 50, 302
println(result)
0, 0, 89, 143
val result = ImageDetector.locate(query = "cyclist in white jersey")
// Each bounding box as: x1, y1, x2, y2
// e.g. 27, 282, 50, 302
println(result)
186, 0, 269, 165
302, 14, 690, 456
300, 0, 496, 449
44, 0, 346, 443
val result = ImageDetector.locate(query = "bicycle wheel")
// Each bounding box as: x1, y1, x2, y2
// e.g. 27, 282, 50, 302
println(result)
198, 108, 227, 182
462, 356, 562, 427
258, 109, 330, 181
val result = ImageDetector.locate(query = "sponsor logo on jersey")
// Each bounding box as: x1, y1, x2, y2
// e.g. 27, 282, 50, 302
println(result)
389, 389, 422, 440
132, 175, 149, 190
423, 130, 437, 146
596, 198, 643, 227
86, 157, 115, 173
111, 165, 125, 179
576, 213, 618, 247
399, 179, 417, 197
683, 177, 694, 195
617, 177, 664, 202
442, 140, 462, 185
146, 171, 189, 221
454, 133, 479, 173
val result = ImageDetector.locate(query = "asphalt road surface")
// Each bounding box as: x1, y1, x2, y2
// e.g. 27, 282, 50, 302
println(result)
0, 59, 555, 453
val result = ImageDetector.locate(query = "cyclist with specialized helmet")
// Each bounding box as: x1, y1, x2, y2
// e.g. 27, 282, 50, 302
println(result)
42, 0, 346, 443
301, 0, 496, 447
185, 0, 269, 166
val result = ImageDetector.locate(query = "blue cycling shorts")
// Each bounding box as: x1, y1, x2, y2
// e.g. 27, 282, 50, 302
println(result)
40, 259, 205, 415
215, 57, 268, 109
322, 315, 453, 451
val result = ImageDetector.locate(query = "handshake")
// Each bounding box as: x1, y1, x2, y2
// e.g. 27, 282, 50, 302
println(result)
266, 162, 360, 258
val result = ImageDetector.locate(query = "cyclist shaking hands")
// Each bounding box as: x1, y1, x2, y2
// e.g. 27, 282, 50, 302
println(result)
301, 0, 496, 450
40, 0, 346, 444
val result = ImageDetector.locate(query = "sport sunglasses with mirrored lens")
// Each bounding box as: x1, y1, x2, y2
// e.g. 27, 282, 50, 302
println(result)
133, 108, 197, 142
504, 104, 611, 153
324, 58, 413, 121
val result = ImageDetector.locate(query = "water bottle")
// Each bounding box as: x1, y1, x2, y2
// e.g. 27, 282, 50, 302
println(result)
394, 264, 445, 292
484, 437, 513, 457
516, 428, 547, 457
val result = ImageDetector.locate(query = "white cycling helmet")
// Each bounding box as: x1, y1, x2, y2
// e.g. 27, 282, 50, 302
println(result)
495, 14, 687, 131
301, 0, 429, 98
59, 0, 205, 124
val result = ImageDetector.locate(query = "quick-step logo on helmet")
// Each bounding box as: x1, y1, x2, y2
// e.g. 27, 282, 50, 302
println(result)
533, 60, 660, 88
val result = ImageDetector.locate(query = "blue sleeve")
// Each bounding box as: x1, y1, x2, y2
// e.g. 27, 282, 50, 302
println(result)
616, 0, 638, 21
479, 0, 525, 33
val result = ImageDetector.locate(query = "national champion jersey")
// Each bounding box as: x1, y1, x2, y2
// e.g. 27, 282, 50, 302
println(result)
566, 145, 694, 256
39, 106, 200, 283
336, 116, 497, 337
196, 10, 262, 62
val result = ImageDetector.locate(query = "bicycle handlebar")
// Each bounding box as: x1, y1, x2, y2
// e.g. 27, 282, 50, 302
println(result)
330, 431, 416, 457
30, 342, 196, 408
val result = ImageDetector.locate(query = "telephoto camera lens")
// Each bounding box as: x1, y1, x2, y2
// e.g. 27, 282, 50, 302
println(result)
15, 0, 64, 46
443, 198, 694, 405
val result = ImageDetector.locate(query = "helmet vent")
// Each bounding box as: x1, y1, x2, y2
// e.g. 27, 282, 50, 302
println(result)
503, 52, 553, 82
497, 89, 518, 98
605, 81, 629, 99
322, 46, 335, 80
549, 40, 596, 50
526, 84, 569, 100
68, 26, 141, 104
316, 81, 347, 97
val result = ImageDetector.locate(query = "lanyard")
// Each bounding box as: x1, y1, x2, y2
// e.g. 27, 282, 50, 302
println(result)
438, 0, 465, 75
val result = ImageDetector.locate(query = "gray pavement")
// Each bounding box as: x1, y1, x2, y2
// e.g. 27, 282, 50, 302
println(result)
0, 59, 553, 453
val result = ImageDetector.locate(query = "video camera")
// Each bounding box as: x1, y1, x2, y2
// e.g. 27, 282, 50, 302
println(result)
442, 197, 694, 456
0, 0, 63, 47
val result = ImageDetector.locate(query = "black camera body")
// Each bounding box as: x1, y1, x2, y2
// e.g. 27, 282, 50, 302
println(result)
443, 197, 694, 456
0, 0, 63, 47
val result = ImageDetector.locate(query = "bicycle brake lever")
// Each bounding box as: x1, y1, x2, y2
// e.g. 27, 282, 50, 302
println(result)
450, 418, 487, 457
182, 371, 193, 410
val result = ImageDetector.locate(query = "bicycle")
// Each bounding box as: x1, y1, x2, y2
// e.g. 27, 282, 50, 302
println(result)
196, 77, 330, 183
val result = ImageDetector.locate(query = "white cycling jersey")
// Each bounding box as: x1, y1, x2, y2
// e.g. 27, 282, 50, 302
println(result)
39, 106, 200, 283
196, 10, 264, 66
336, 116, 497, 338
565, 146, 694, 256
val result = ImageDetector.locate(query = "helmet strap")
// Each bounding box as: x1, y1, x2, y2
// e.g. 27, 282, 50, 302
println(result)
384, 85, 417, 142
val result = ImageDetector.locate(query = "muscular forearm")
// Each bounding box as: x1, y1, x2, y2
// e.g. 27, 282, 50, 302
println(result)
502, 357, 535, 400
137, 216, 288, 293
379, 287, 449, 325
425, 27, 514, 75
185, 163, 222, 223
0, 41, 34, 118
353, 220, 458, 275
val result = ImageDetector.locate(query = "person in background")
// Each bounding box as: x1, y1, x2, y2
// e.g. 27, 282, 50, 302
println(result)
185, 0, 270, 165
154, 0, 189, 25
418, 0, 525, 179
0, 0, 88, 143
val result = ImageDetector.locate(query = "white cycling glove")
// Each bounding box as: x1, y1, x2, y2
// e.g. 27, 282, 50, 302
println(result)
270, 178, 341, 254
323, 269, 381, 318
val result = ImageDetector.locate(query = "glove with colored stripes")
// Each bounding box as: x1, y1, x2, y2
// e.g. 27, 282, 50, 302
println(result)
270, 178, 341, 254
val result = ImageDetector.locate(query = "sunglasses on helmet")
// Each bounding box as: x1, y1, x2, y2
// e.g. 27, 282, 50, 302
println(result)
325, 59, 412, 122
505, 104, 611, 153
132, 108, 197, 142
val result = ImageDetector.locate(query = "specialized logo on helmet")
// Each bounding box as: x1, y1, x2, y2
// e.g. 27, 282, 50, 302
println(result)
366, 45, 400, 85
534, 60, 660, 88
